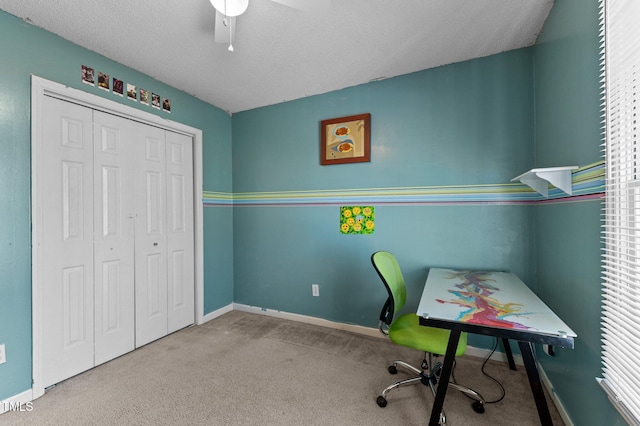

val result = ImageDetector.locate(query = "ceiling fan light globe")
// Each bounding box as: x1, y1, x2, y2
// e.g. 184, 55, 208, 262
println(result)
209, 0, 249, 17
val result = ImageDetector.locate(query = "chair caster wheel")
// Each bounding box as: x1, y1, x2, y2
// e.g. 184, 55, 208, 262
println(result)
376, 396, 388, 407
471, 400, 485, 413
388, 365, 398, 374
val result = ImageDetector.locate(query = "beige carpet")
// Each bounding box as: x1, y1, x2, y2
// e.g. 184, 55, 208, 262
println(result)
0, 311, 564, 425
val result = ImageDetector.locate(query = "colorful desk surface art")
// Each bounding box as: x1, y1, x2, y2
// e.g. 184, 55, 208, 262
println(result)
417, 268, 576, 338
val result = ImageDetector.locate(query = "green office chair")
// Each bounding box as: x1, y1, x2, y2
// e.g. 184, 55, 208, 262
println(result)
371, 251, 485, 423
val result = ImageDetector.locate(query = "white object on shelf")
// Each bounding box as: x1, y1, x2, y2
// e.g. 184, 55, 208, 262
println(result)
511, 166, 578, 197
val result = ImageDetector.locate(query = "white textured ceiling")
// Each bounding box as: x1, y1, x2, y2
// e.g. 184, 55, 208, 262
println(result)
0, 0, 553, 114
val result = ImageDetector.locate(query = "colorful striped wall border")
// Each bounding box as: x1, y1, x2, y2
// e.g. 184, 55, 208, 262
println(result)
202, 162, 604, 207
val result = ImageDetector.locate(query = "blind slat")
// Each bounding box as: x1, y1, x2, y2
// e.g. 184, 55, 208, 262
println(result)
600, 0, 640, 424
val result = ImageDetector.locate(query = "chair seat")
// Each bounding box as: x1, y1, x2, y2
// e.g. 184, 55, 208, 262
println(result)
389, 313, 467, 357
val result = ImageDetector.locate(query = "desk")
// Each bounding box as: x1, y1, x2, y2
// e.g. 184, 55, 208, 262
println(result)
417, 268, 576, 426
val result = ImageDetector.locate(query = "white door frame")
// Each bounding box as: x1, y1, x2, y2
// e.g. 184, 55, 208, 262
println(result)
31, 75, 205, 399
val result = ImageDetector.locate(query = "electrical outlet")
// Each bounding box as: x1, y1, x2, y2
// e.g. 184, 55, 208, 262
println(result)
0, 344, 6, 364
312, 284, 320, 297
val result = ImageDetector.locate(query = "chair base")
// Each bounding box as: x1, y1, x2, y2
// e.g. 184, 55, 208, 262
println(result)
376, 354, 485, 425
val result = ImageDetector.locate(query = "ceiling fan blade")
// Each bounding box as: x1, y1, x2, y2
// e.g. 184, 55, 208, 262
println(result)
270, 0, 330, 13
214, 11, 235, 44
210, 0, 249, 17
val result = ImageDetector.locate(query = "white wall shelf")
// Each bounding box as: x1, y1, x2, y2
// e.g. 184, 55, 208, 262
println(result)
512, 166, 578, 197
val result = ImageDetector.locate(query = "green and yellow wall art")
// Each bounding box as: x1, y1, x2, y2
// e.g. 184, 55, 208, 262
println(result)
340, 206, 375, 235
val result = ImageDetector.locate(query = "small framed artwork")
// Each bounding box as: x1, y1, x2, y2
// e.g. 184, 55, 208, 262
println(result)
340, 206, 375, 235
162, 98, 171, 113
98, 72, 110, 91
151, 93, 161, 109
113, 78, 124, 96
81, 65, 95, 86
139, 88, 149, 105
127, 84, 137, 101
320, 113, 371, 165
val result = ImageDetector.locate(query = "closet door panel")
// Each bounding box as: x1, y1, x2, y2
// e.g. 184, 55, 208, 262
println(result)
93, 111, 136, 365
41, 96, 95, 388
135, 125, 168, 347
166, 131, 195, 333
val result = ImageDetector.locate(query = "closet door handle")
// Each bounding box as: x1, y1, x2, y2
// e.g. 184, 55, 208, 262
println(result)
153, 242, 158, 246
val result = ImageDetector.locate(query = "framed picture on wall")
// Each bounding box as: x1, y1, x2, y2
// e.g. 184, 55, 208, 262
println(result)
320, 113, 370, 165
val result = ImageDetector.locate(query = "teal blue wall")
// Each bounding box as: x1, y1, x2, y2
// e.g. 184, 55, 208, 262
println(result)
232, 2, 620, 423
0, 1, 621, 423
232, 50, 536, 350
0, 11, 233, 401
533, 0, 623, 424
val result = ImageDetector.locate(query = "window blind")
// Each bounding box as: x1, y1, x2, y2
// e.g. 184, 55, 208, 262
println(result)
600, 0, 640, 424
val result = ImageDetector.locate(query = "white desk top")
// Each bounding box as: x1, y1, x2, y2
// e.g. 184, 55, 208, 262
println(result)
417, 268, 576, 338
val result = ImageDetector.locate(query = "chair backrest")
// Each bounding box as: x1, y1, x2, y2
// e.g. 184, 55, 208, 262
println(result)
371, 251, 407, 327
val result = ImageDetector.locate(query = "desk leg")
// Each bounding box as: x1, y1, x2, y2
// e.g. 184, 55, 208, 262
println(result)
502, 338, 517, 371
428, 329, 461, 426
518, 341, 553, 426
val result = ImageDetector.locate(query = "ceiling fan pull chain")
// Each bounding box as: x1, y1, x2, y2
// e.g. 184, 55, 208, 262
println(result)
226, 0, 234, 51
228, 15, 234, 50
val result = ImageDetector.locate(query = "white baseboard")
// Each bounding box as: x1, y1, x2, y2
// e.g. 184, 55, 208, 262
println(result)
0, 389, 33, 415
233, 303, 383, 338
199, 303, 234, 324
464, 344, 524, 366
539, 363, 574, 426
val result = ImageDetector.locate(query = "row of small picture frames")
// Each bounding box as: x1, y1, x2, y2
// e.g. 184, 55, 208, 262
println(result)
81, 65, 171, 113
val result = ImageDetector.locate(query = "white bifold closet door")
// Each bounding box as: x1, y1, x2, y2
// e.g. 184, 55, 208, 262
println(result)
41, 96, 194, 389
133, 124, 195, 347
42, 97, 96, 387
164, 131, 195, 335
93, 110, 137, 366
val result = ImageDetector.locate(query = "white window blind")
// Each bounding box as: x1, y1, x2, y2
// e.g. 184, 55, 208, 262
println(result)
600, 0, 640, 424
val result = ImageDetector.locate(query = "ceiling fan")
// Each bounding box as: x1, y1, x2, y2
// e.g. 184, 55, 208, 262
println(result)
210, 0, 330, 51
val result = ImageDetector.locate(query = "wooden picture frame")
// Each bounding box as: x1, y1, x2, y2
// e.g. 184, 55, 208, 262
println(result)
320, 113, 370, 165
